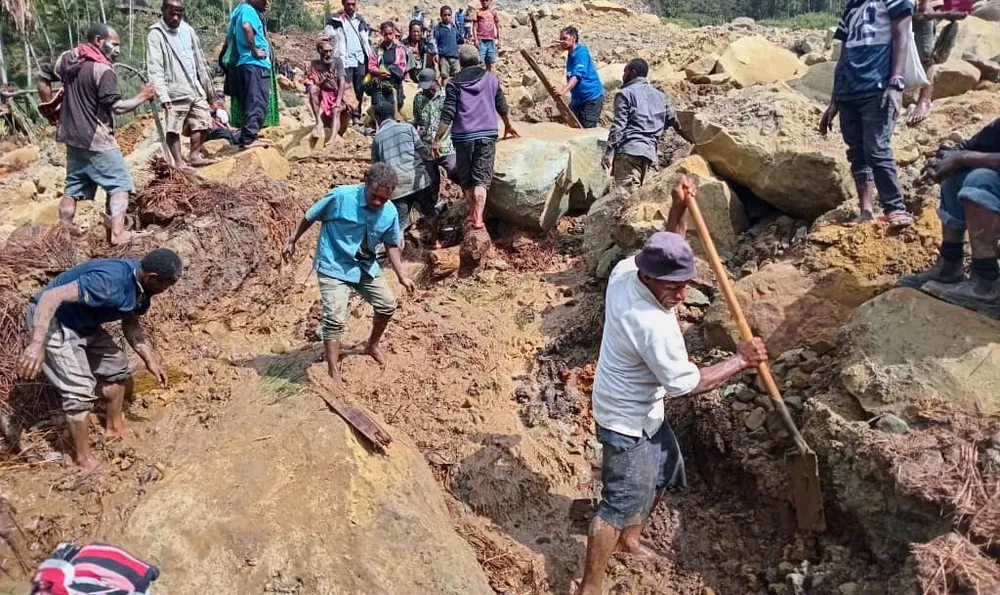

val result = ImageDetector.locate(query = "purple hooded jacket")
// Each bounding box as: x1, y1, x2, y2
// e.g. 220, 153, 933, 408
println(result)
439, 66, 509, 141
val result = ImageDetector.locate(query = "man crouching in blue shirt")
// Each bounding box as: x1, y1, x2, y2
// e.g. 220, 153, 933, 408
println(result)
19, 249, 183, 472
283, 163, 416, 387
820, 0, 915, 229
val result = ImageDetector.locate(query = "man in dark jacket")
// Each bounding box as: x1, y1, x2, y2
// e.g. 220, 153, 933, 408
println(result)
432, 44, 517, 230
898, 118, 1000, 317
36, 24, 155, 246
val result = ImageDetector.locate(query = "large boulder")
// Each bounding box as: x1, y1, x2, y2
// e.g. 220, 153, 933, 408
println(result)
582, 157, 746, 275
950, 16, 1000, 60
198, 147, 291, 184
931, 59, 981, 99
0, 145, 39, 169
701, 262, 860, 355
839, 289, 1000, 421
598, 63, 626, 92
116, 369, 493, 594
659, 155, 747, 254
684, 53, 720, 80
714, 36, 806, 88
583, 0, 632, 14
678, 89, 854, 219
789, 61, 836, 104
489, 122, 608, 229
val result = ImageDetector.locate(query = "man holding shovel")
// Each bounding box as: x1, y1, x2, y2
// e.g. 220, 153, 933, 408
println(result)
574, 177, 769, 595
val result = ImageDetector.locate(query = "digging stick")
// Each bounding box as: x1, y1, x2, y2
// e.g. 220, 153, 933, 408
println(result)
520, 49, 582, 128
115, 63, 173, 167
529, 12, 541, 48
684, 189, 827, 533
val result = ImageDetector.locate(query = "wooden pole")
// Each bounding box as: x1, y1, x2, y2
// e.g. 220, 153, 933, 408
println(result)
520, 48, 582, 128
528, 12, 541, 48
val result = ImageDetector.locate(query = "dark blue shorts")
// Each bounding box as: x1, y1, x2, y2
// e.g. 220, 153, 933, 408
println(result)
596, 422, 687, 530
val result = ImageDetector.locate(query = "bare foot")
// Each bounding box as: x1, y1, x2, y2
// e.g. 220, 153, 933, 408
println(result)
615, 539, 665, 559
311, 123, 324, 140
570, 580, 600, 595
327, 368, 345, 388
187, 156, 218, 167
845, 210, 876, 227
104, 426, 132, 440
906, 100, 932, 126
109, 230, 134, 246
74, 455, 100, 474
365, 343, 387, 367
239, 140, 271, 151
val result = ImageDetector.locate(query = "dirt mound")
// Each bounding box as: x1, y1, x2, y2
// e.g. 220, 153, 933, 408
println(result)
118, 159, 300, 324
115, 363, 493, 594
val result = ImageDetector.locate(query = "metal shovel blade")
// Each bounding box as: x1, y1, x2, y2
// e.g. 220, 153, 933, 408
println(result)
789, 448, 826, 532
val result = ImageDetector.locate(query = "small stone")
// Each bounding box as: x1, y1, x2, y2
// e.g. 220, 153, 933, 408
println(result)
777, 348, 804, 364
838, 583, 860, 595
270, 339, 291, 355
488, 259, 509, 271
522, 72, 538, 86
561, 286, 574, 297
769, 583, 789, 595
701, 588, 717, 595
784, 396, 803, 411
745, 407, 767, 430
732, 401, 750, 412
736, 388, 757, 403
990, 430, 1000, 449
809, 336, 837, 355
684, 286, 711, 307
874, 413, 909, 435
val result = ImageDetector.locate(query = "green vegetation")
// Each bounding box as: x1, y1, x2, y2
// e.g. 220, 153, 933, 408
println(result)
759, 11, 839, 29
0, 0, 318, 87
656, 0, 844, 28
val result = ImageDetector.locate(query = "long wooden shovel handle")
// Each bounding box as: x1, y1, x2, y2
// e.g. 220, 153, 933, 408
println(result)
683, 191, 812, 456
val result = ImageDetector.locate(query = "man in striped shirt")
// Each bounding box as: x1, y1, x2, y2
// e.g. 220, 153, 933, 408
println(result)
372, 101, 437, 242
819, 0, 915, 229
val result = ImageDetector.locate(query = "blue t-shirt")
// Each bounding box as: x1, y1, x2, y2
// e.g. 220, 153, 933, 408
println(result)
434, 23, 461, 58
32, 259, 151, 335
305, 184, 402, 283
833, 0, 913, 101
230, 3, 271, 69
566, 44, 604, 107
455, 12, 465, 27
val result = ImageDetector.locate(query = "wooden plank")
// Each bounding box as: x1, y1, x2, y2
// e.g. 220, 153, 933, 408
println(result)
520, 49, 582, 129
528, 12, 541, 48
308, 367, 392, 454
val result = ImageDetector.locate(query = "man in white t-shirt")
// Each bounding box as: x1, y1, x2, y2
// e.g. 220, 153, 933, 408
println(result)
574, 177, 769, 595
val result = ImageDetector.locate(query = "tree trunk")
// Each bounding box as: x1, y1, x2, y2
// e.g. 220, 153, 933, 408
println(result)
98, 0, 106, 22
128, 0, 135, 59
0, 33, 8, 86
59, 0, 74, 46
24, 39, 31, 85
36, 10, 56, 58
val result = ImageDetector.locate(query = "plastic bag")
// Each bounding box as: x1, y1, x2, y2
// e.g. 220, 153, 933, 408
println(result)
903, 30, 930, 89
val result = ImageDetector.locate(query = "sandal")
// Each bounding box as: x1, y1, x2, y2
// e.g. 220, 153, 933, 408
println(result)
883, 210, 914, 230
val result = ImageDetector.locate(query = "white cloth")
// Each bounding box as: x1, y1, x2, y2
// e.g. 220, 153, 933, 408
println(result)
591, 257, 701, 438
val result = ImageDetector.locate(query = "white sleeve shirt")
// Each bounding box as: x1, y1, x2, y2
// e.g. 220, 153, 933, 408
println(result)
591, 257, 701, 438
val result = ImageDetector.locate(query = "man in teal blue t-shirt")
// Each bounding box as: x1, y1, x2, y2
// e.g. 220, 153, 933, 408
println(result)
282, 163, 416, 386
557, 26, 604, 129
228, 0, 271, 147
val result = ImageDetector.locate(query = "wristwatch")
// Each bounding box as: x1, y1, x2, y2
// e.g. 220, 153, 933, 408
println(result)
887, 75, 905, 91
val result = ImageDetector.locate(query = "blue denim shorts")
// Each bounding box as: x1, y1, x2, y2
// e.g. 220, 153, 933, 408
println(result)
478, 40, 497, 64
65, 146, 134, 200
596, 422, 687, 530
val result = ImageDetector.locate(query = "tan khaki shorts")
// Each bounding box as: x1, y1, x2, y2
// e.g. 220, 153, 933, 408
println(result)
27, 306, 131, 416
165, 97, 213, 136
318, 273, 396, 341
613, 153, 651, 189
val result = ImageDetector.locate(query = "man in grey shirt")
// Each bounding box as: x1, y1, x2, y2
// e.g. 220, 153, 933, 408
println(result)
601, 58, 677, 188
371, 101, 436, 241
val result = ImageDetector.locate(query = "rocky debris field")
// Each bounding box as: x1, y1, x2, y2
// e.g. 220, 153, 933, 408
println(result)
1, 0, 1000, 593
